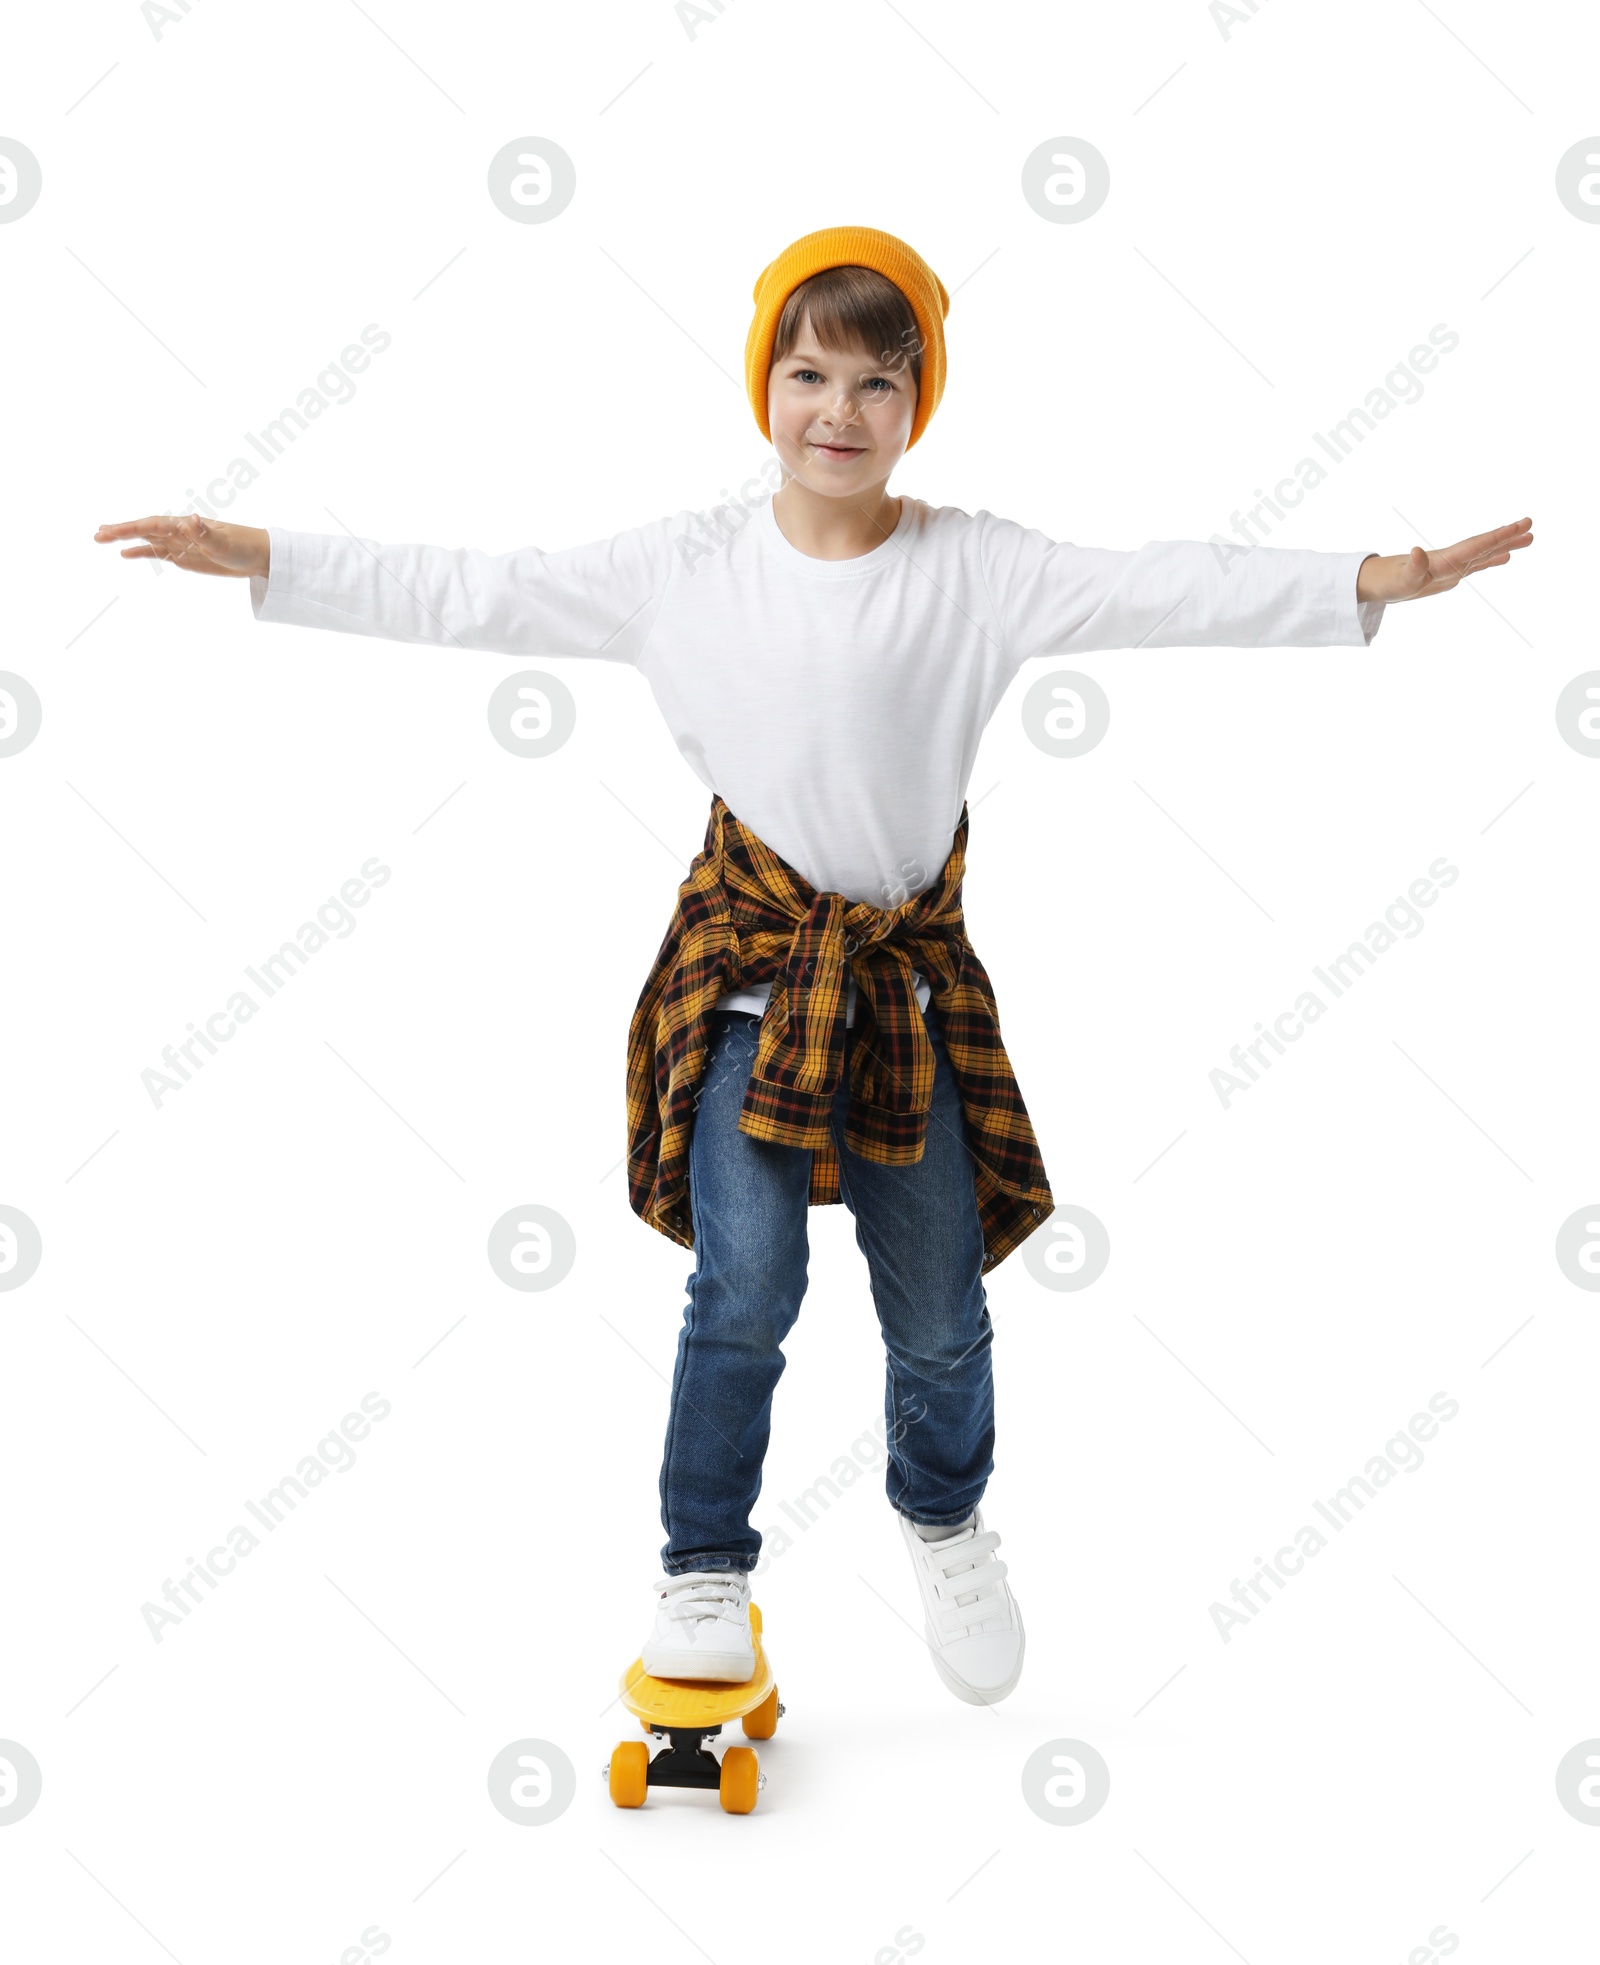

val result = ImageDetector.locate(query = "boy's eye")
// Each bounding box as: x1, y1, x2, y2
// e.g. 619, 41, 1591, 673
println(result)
793, 368, 891, 392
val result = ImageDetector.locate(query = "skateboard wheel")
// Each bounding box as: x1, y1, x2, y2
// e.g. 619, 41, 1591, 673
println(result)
742, 1684, 779, 1739
609, 1740, 649, 1808
719, 1746, 759, 1814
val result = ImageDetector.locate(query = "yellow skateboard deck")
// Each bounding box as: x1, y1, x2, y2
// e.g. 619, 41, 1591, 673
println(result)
608, 1603, 782, 1813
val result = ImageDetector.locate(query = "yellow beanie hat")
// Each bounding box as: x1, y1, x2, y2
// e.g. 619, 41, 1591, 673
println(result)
744, 225, 950, 452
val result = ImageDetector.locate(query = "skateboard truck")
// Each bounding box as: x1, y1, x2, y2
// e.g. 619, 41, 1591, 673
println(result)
604, 1723, 773, 1795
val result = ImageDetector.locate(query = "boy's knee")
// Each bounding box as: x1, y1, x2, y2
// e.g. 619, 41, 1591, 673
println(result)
890, 1313, 990, 1376
694, 1215, 807, 1332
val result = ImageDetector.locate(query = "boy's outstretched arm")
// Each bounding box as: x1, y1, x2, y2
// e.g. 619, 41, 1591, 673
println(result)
1355, 517, 1532, 602
980, 509, 1536, 667
91, 512, 673, 664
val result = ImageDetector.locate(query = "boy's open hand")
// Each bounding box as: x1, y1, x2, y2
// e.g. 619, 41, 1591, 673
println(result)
93, 513, 268, 580
1356, 517, 1532, 604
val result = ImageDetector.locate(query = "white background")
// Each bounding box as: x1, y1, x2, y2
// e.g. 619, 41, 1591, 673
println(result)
4, 1, 1595, 1960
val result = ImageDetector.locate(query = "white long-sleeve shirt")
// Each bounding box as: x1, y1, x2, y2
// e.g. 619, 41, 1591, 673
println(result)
250, 492, 1384, 1023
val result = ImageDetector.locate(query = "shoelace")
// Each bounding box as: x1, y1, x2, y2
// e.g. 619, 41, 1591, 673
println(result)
921, 1527, 1010, 1635
652, 1571, 750, 1630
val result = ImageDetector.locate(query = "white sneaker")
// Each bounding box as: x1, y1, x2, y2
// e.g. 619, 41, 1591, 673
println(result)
640, 1569, 756, 1683
897, 1506, 1025, 1706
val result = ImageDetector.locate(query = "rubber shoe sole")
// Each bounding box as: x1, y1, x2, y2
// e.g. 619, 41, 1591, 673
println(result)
925, 1598, 1026, 1705
641, 1635, 755, 1683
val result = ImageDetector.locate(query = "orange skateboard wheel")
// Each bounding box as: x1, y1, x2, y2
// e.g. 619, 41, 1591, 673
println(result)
719, 1746, 759, 1814
608, 1740, 649, 1808
741, 1684, 779, 1739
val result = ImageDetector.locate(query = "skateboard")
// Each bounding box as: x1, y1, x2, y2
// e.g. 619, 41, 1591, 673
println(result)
605, 1602, 782, 1814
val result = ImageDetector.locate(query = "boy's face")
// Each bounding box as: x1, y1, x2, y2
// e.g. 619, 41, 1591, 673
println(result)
766, 312, 917, 497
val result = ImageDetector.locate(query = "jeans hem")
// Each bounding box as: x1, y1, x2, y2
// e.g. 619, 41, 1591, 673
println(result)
891, 1501, 980, 1529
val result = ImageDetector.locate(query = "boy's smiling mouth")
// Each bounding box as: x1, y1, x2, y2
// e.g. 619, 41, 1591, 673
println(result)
811, 440, 865, 460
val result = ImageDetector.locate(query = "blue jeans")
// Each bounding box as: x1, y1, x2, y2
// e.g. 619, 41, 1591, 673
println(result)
658, 999, 996, 1575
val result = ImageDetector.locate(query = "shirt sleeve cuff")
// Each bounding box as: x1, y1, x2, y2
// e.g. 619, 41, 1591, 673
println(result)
249, 526, 295, 622
1348, 551, 1386, 646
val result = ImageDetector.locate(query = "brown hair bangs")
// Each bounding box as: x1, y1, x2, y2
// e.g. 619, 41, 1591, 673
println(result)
769, 265, 923, 395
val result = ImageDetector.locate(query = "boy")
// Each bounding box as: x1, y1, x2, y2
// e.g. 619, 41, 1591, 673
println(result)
95, 224, 1532, 1708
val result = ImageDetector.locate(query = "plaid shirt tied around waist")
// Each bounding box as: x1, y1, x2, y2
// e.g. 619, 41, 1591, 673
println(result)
625, 795, 1055, 1273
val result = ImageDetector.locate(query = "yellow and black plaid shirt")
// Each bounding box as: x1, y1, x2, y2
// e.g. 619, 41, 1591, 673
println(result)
625, 795, 1055, 1272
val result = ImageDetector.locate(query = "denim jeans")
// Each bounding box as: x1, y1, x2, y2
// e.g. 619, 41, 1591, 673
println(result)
658, 998, 996, 1575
